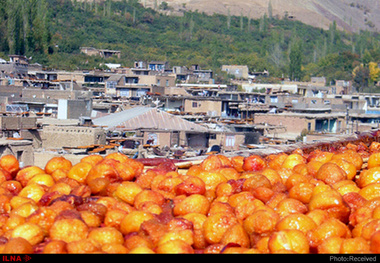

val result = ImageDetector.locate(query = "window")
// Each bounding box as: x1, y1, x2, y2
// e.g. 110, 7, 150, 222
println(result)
16, 151, 23, 161
107, 81, 116, 89
192, 102, 198, 108
147, 133, 158, 145
270, 96, 278, 103
225, 135, 235, 147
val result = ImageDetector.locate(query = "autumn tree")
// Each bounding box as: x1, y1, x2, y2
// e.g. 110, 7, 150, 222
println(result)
369, 62, 380, 84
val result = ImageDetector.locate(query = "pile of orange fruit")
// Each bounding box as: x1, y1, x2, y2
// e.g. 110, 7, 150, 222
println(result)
1, 140, 380, 253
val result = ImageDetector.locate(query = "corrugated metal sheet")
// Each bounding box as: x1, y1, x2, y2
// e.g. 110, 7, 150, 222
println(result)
92, 106, 208, 132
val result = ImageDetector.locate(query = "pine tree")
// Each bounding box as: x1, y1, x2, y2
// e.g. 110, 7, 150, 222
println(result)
6, 0, 23, 54
32, 0, 50, 54
240, 10, 244, 31
4, 0, 50, 56
268, 0, 273, 19
227, 8, 231, 29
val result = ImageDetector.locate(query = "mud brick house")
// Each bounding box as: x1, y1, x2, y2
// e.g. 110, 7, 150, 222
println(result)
92, 106, 208, 148
254, 112, 346, 141
0, 138, 34, 167
0, 116, 38, 143
40, 125, 106, 150
221, 65, 249, 80
80, 47, 121, 59
0, 55, 29, 76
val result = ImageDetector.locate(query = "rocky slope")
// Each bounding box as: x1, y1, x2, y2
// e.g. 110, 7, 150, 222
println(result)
140, 0, 380, 32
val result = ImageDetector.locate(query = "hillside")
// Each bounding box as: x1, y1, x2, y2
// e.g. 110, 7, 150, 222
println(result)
138, 0, 380, 33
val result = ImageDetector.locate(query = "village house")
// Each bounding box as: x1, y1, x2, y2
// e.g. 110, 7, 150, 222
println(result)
222, 65, 249, 80
172, 65, 214, 84
254, 112, 347, 141
0, 138, 34, 167
82, 71, 109, 90
131, 62, 213, 84
0, 116, 38, 144
92, 106, 210, 152
3, 53, 380, 161
184, 97, 222, 117
0, 87, 93, 121
242, 83, 299, 94
191, 65, 214, 83
40, 125, 106, 150
104, 73, 176, 98
334, 80, 353, 94
172, 66, 193, 83
56, 71, 86, 84
310, 77, 327, 86
0, 55, 29, 76
80, 47, 121, 59
148, 61, 170, 72
91, 106, 246, 154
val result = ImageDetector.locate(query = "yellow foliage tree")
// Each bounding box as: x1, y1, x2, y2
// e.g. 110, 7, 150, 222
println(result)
369, 62, 380, 83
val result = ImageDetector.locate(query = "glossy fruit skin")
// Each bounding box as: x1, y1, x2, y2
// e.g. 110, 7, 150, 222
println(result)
5, 142, 380, 254
242, 155, 267, 172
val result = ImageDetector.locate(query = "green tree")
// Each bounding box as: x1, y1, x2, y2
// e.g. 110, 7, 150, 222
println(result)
6, 0, 24, 54
353, 65, 369, 91
32, 0, 50, 54
3, 0, 50, 55
289, 41, 303, 80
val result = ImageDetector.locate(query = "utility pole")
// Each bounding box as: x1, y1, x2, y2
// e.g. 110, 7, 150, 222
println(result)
346, 104, 350, 134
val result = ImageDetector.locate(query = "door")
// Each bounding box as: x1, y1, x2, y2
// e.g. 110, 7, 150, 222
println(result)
187, 133, 208, 148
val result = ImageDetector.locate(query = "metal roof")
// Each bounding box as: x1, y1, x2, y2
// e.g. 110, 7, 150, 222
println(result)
92, 106, 208, 132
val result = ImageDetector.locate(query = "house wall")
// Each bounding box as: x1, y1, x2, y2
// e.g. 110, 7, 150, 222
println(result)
57, 72, 85, 83
140, 130, 244, 150
22, 89, 92, 100
80, 47, 99, 56
187, 133, 209, 149
0, 62, 28, 75
165, 98, 184, 111
208, 133, 245, 151
0, 139, 34, 167
142, 131, 171, 147
138, 75, 176, 87
184, 99, 222, 116
254, 114, 310, 134
142, 130, 186, 148
221, 65, 249, 79
254, 114, 346, 135
164, 87, 189, 96
57, 99, 92, 119
41, 126, 106, 149
67, 100, 92, 119
0, 116, 37, 130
